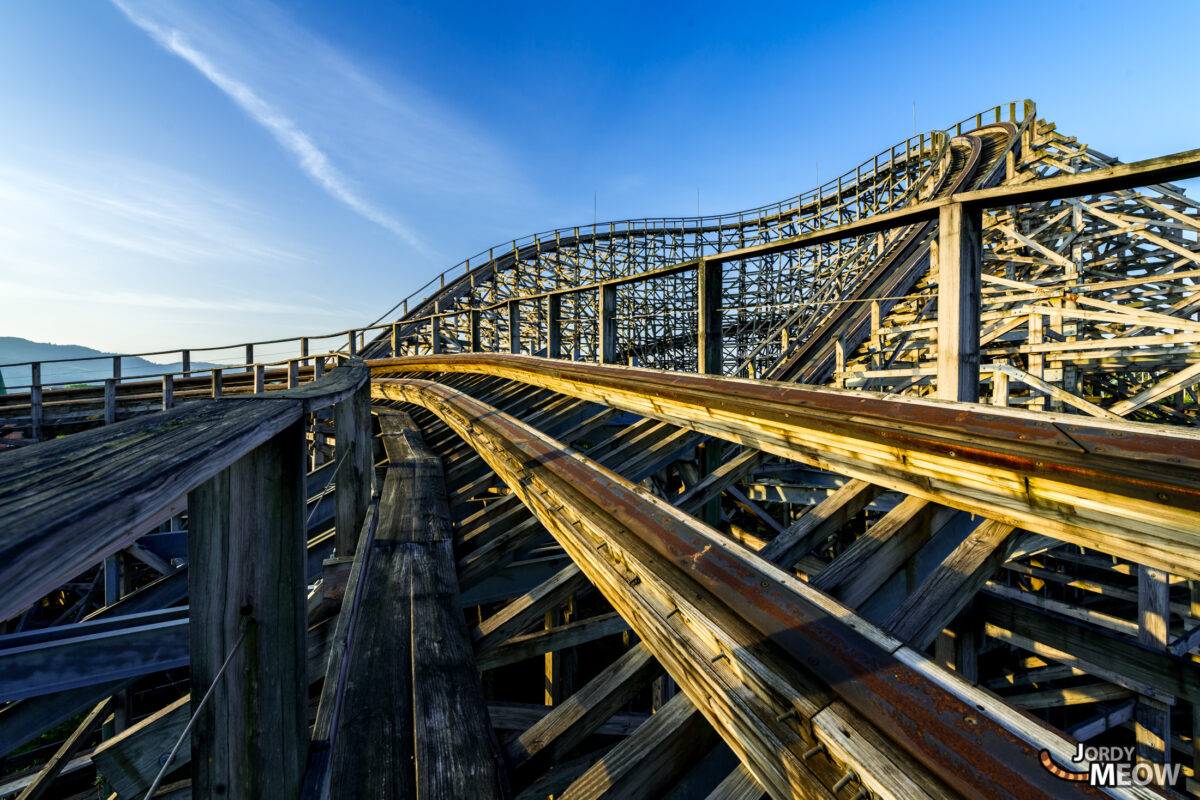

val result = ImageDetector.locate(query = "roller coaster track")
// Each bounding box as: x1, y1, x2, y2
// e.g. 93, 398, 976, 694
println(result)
3, 101, 1200, 799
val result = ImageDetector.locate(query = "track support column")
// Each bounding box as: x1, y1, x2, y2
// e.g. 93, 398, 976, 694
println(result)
334, 376, 372, 557
469, 310, 482, 353
935, 202, 982, 402
547, 294, 562, 359
188, 421, 307, 800
599, 284, 617, 364
508, 300, 521, 354
697, 258, 722, 376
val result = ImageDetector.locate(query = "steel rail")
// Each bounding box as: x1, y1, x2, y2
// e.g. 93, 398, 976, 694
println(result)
373, 376, 1113, 800
371, 355, 1200, 579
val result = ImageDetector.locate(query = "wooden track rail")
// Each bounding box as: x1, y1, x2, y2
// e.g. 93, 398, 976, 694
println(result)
373, 355, 1200, 579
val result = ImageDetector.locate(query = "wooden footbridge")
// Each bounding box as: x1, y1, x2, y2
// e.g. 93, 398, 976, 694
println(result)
3, 100, 1200, 799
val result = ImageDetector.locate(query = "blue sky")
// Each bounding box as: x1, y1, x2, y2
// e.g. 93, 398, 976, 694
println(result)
1, 0, 1197, 357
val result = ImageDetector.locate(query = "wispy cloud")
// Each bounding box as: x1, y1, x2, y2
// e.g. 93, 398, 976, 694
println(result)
111, 0, 429, 253
110, 1, 526, 257
0, 159, 303, 266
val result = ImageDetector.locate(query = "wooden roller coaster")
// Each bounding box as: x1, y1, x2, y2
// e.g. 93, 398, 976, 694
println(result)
3, 100, 1200, 799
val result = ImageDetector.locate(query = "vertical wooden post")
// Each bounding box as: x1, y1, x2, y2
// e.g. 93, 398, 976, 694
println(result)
599, 284, 617, 364
212, 369, 223, 399
935, 202, 982, 402
315, 356, 326, 379
162, 374, 174, 410
1136, 565, 1170, 764
508, 300, 521, 355
112, 356, 121, 382
547, 294, 562, 360
348, 331, 357, 356
300, 338, 309, 367
181, 350, 191, 375
287, 360, 299, 389
390, 323, 400, 357
697, 259, 722, 375
245, 345, 254, 373
469, 310, 482, 353
334, 379, 371, 557
431, 315, 443, 355
253, 364, 265, 395
992, 361, 1010, 407
104, 379, 116, 425
188, 422, 307, 799
29, 362, 42, 442
1028, 313, 1046, 411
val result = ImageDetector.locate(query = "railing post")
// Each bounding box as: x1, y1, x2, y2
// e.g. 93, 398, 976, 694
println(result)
508, 300, 521, 355
697, 258, 722, 375
212, 368, 223, 398
162, 374, 174, 410
254, 364, 265, 394
300, 338, 309, 366
469, 310, 481, 353
547, 294, 562, 360
935, 202, 982, 402
348, 330, 357, 356
431, 315, 443, 355
599, 284, 616, 364
112, 356, 121, 382
333, 377, 371, 558
390, 322, 399, 357
245, 344, 253, 373
288, 359, 299, 389
315, 355, 326, 378
104, 379, 116, 425
188, 421, 307, 799
29, 362, 42, 442
181, 350, 191, 375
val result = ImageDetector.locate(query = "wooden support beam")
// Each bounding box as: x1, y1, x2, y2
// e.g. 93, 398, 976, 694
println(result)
91, 695, 188, 799
505, 642, 661, 788
29, 362, 41, 442
162, 374, 174, 411
104, 378, 116, 424
475, 612, 629, 672
15, 697, 111, 800
705, 762, 767, 800
472, 564, 589, 656
980, 592, 1200, 705
698, 258, 722, 375
559, 692, 717, 800
1137, 565, 1171, 764
884, 519, 1016, 650
509, 299, 521, 355
470, 309, 482, 354
810, 496, 947, 609
547, 294, 562, 360
334, 380, 372, 558
599, 284, 617, 364
936, 202, 982, 401
188, 420, 307, 800
253, 363, 265, 394
757, 479, 882, 570
431, 313, 443, 355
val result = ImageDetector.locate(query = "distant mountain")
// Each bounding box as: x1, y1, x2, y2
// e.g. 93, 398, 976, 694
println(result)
0, 336, 220, 393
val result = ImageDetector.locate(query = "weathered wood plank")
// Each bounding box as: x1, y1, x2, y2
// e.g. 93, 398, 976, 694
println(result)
189, 421, 307, 800
16, 697, 111, 800
503, 642, 661, 786
91, 695, 188, 799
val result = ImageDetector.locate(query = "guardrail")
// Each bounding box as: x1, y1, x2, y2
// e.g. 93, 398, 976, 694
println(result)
0, 358, 373, 797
